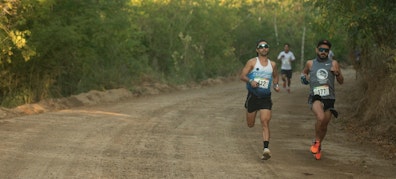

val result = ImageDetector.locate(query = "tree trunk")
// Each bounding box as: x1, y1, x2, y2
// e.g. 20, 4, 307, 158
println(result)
300, 26, 306, 69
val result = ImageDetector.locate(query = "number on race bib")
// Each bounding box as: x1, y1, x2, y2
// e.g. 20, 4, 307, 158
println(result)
254, 78, 270, 89
313, 85, 330, 96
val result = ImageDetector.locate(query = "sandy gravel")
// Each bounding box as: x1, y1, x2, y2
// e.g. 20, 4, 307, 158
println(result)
0, 68, 395, 178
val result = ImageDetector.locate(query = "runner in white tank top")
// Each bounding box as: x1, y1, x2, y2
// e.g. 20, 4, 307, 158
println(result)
240, 39, 280, 160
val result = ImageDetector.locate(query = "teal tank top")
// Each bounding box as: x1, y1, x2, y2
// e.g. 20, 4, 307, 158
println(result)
246, 57, 274, 98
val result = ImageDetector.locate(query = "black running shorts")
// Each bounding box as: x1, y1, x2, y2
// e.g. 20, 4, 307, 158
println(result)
308, 95, 335, 111
244, 92, 272, 113
281, 69, 293, 79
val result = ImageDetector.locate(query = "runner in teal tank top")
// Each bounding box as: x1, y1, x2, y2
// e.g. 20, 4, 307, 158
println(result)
240, 39, 280, 160
245, 57, 274, 98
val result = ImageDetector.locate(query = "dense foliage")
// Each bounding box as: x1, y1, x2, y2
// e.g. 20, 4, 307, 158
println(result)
312, 0, 396, 144
0, 0, 311, 106
0, 0, 394, 127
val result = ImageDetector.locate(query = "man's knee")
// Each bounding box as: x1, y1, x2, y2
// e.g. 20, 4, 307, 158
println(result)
317, 115, 331, 126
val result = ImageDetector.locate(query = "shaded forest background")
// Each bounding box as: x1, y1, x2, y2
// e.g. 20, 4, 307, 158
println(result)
1, 1, 395, 150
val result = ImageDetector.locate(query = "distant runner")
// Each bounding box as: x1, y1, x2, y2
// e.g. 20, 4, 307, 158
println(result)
277, 43, 296, 93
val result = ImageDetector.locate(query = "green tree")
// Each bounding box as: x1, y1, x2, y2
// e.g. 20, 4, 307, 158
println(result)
0, 0, 147, 106
312, 0, 396, 143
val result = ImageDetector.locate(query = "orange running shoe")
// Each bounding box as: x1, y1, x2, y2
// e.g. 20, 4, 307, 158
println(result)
310, 140, 320, 154
313, 147, 322, 160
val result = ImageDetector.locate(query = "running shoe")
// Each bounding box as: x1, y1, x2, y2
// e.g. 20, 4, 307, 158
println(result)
261, 148, 271, 160
313, 147, 322, 160
310, 140, 320, 154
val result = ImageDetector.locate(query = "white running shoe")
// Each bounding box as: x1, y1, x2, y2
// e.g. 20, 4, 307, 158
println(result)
261, 148, 271, 160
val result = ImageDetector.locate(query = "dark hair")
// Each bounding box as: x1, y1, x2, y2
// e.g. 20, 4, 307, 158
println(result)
256, 39, 268, 47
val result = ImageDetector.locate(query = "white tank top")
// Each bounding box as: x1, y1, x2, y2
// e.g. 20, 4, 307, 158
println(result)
246, 57, 274, 97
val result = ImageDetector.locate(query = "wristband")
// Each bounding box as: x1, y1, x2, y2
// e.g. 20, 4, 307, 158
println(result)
249, 79, 254, 83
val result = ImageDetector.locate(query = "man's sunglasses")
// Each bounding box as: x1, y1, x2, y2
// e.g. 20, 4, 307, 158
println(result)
257, 44, 270, 49
318, 48, 330, 53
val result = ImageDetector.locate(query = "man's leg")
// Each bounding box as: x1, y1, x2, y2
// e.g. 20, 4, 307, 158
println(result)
244, 93, 257, 128
310, 100, 325, 155
281, 71, 287, 88
318, 110, 332, 142
286, 71, 292, 92
260, 109, 272, 160
310, 101, 333, 159
312, 101, 326, 142
259, 109, 271, 141
246, 111, 257, 128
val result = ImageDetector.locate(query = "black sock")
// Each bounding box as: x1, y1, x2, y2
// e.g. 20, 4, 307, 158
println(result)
263, 141, 269, 149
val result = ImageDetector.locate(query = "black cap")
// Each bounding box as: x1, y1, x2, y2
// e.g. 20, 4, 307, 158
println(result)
317, 40, 332, 48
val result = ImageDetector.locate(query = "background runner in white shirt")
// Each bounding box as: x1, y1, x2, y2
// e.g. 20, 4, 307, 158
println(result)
277, 43, 296, 93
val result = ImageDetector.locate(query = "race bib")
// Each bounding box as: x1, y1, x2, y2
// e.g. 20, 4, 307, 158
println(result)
313, 85, 330, 96
283, 60, 290, 65
254, 78, 270, 89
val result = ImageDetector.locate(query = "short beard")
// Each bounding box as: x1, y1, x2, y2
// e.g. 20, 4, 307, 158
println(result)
317, 54, 328, 61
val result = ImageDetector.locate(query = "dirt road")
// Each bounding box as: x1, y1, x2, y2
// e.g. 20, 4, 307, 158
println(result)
0, 69, 395, 178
